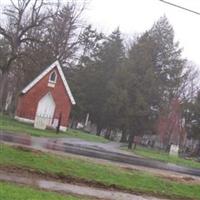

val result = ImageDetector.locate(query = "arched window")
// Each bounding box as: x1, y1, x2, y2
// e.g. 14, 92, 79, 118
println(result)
49, 71, 57, 83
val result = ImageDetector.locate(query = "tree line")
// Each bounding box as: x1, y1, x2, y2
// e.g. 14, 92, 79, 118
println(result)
0, 0, 199, 149
69, 17, 199, 148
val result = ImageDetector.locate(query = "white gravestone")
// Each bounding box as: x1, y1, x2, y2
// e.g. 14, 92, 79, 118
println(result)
169, 144, 179, 156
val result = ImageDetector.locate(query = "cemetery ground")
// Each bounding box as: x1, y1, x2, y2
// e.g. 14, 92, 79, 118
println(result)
1, 114, 200, 199
0, 144, 200, 200
1, 114, 200, 169
122, 145, 200, 169
0, 115, 108, 143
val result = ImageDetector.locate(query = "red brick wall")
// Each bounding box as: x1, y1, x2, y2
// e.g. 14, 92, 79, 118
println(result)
16, 67, 72, 127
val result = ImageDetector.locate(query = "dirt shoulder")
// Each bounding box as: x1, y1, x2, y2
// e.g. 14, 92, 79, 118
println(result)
0, 167, 166, 200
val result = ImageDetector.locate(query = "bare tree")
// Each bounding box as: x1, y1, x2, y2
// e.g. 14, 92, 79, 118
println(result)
45, 1, 86, 67
0, 0, 53, 111
178, 61, 200, 102
16, 1, 86, 90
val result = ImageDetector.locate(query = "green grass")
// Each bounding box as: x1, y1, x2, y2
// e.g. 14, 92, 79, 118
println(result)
0, 181, 86, 200
124, 145, 200, 169
1, 144, 200, 200
0, 114, 108, 143
66, 129, 108, 143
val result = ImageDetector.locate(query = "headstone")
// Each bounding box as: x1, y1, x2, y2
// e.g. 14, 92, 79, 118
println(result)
169, 144, 179, 156
77, 122, 84, 129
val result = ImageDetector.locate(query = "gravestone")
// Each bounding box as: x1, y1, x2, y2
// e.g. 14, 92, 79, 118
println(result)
169, 144, 179, 156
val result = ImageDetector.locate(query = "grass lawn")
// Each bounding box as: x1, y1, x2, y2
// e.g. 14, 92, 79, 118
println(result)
0, 181, 87, 200
1, 144, 200, 200
0, 115, 108, 143
124, 145, 200, 169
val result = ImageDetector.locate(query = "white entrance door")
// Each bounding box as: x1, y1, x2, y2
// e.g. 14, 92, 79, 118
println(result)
34, 92, 55, 129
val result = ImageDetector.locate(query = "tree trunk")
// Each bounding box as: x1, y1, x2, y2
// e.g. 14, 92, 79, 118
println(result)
70, 118, 74, 128
70, 119, 78, 129
128, 134, 134, 149
120, 129, 127, 143
96, 125, 102, 136
104, 128, 111, 139
0, 72, 8, 113
56, 112, 62, 134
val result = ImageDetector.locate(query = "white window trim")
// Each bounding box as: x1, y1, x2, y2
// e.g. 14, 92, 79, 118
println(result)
49, 70, 57, 84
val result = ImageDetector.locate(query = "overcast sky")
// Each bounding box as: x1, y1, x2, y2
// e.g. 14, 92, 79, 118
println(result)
1, 0, 200, 66
84, 0, 200, 66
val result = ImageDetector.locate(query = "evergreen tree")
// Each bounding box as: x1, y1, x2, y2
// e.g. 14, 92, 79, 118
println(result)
125, 33, 158, 148
67, 26, 105, 128
70, 28, 126, 135
97, 28, 126, 136
149, 16, 186, 105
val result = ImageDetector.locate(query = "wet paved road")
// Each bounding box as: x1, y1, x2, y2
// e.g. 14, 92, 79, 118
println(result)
1, 132, 200, 177
0, 172, 167, 200
54, 141, 200, 177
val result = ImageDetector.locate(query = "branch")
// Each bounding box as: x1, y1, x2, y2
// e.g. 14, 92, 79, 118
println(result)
20, 36, 42, 44
0, 27, 12, 43
4, 54, 18, 71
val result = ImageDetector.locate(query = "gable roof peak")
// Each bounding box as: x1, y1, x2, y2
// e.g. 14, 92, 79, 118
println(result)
22, 60, 76, 105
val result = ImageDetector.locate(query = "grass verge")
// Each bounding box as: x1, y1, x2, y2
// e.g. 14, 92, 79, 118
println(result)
1, 144, 200, 200
0, 114, 108, 143
0, 181, 87, 200
123, 145, 200, 169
